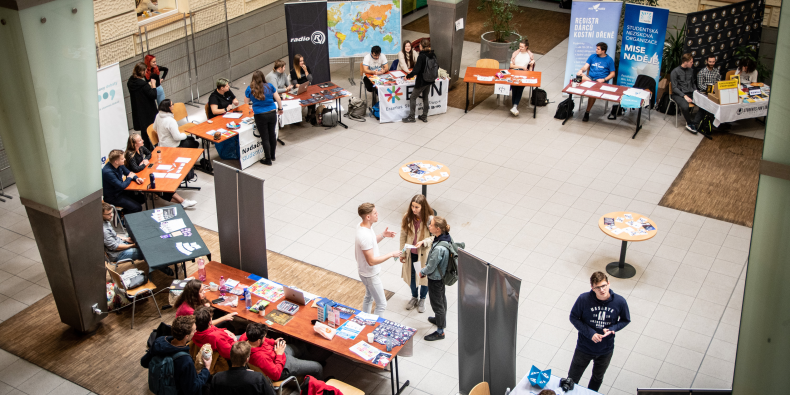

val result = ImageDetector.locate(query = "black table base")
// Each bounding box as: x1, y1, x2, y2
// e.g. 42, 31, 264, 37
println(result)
606, 240, 636, 279
389, 355, 409, 395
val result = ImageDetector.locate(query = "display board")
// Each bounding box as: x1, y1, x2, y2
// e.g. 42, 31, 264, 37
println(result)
377, 80, 449, 123
683, 0, 765, 71
328, 0, 402, 58
617, 4, 669, 91
563, 1, 623, 86
285, 2, 332, 84
97, 63, 129, 167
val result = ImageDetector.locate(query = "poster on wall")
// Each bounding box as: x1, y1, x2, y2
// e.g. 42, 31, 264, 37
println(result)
285, 2, 331, 84
327, 0, 402, 58
563, 1, 623, 86
617, 4, 668, 98
97, 63, 130, 167
683, 0, 765, 71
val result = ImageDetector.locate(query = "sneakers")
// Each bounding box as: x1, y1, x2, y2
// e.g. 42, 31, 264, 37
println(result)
510, 105, 519, 116
428, 316, 437, 325
259, 158, 272, 166
417, 298, 426, 313
424, 331, 445, 341
418, 115, 428, 123
181, 199, 198, 209
405, 297, 418, 310
582, 112, 590, 122
402, 117, 416, 123
685, 124, 698, 134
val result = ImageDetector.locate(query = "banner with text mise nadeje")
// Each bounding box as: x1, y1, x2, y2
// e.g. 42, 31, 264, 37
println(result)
617, 4, 669, 92
563, 1, 623, 86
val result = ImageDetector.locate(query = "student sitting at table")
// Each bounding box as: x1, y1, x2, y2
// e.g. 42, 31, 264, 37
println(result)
154, 100, 200, 149
174, 279, 238, 323
103, 202, 143, 263
209, 78, 239, 116
398, 41, 416, 73
266, 59, 293, 95
123, 133, 197, 209
735, 58, 758, 84
576, 42, 616, 122
102, 149, 145, 214
362, 46, 388, 104
509, 39, 536, 117
671, 53, 704, 134
210, 341, 276, 395
240, 322, 333, 381
192, 306, 238, 362
141, 315, 211, 395
290, 54, 315, 116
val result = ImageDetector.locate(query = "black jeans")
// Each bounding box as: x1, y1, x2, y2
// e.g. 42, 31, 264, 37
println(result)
512, 86, 525, 106
568, 348, 613, 392
427, 278, 446, 328
408, 85, 431, 118
253, 111, 277, 160
105, 192, 145, 214
363, 76, 378, 103
672, 93, 703, 126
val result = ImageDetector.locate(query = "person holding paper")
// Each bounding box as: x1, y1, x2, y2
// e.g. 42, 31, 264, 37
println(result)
102, 149, 145, 214
509, 39, 536, 116
399, 195, 434, 312
355, 203, 400, 316
577, 42, 616, 122
209, 78, 239, 116
123, 133, 197, 209
670, 53, 704, 134
246, 70, 283, 166
266, 60, 292, 94
567, 271, 630, 392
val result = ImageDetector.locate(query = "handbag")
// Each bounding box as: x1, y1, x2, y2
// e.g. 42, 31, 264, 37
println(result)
346, 97, 367, 122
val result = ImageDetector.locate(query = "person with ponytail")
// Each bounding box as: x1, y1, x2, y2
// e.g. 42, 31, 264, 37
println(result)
246, 70, 283, 166
144, 54, 169, 106
420, 216, 453, 341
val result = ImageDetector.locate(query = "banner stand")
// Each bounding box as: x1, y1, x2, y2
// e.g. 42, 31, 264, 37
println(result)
97, 63, 130, 167
563, 1, 623, 89
617, 4, 669, 98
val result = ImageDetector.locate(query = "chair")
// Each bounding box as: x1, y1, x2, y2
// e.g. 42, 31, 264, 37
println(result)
326, 379, 365, 395
469, 382, 490, 395
173, 102, 196, 134
147, 124, 159, 146
249, 364, 301, 395
105, 262, 160, 329
665, 81, 695, 127
389, 59, 399, 71
725, 69, 736, 80
359, 63, 371, 106
204, 103, 213, 120
472, 59, 501, 105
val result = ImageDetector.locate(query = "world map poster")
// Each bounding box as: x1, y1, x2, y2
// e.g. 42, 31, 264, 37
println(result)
328, 0, 402, 58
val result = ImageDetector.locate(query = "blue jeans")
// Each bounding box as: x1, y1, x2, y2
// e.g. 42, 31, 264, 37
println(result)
155, 85, 165, 106
410, 253, 428, 299
115, 248, 143, 262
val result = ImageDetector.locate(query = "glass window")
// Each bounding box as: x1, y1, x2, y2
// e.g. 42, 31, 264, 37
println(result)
136, 0, 179, 25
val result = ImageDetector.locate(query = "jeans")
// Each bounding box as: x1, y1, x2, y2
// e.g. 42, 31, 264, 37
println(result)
254, 111, 278, 160
428, 278, 446, 328
567, 349, 613, 391
105, 192, 144, 214
360, 274, 387, 316
155, 85, 166, 106
672, 93, 703, 126
114, 247, 144, 262
281, 342, 332, 380
363, 76, 378, 103
410, 253, 428, 299
511, 86, 525, 106
408, 84, 431, 118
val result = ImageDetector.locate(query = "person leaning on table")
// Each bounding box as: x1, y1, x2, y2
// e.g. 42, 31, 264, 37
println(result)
508, 38, 536, 117
209, 78, 239, 116
576, 42, 616, 122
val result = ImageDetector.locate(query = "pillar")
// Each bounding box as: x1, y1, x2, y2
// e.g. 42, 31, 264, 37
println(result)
427, 0, 468, 84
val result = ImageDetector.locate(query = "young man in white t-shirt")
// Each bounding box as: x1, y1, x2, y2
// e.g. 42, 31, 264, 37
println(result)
362, 46, 389, 105
355, 202, 400, 316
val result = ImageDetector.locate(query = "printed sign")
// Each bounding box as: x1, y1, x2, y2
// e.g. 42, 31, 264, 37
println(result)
286, 2, 331, 83
238, 122, 277, 169
376, 80, 448, 123
563, 1, 623, 87
718, 79, 739, 90
97, 63, 129, 167
617, 3, 669, 104
494, 83, 511, 95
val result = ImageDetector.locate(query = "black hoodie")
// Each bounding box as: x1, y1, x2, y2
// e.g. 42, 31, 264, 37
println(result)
406, 49, 437, 88
569, 290, 631, 356
141, 336, 210, 395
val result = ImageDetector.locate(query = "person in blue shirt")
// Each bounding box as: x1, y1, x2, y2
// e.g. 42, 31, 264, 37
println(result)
245, 70, 283, 166
577, 42, 616, 122
567, 271, 630, 392
102, 149, 145, 214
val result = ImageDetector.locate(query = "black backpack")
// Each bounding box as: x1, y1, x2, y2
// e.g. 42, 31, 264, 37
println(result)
559, 0, 572, 8
422, 56, 439, 83
530, 88, 549, 106
554, 97, 575, 119
656, 92, 676, 115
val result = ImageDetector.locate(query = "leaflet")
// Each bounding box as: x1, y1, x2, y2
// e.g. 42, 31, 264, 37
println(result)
156, 165, 172, 171
602, 94, 620, 101
336, 321, 364, 340
477, 76, 494, 81
584, 91, 603, 98
174, 157, 191, 163
600, 85, 618, 92
165, 173, 181, 179
349, 341, 380, 361
580, 81, 596, 88
566, 87, 585, 95
223, 112, 243, 119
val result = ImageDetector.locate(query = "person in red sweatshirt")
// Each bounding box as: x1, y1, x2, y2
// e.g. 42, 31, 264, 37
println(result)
192, 306, 237, 361
238, 323, 286, 381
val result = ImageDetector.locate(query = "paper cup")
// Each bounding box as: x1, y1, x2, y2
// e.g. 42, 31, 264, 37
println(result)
367, 333, 375, 343
209, 283, 219, 292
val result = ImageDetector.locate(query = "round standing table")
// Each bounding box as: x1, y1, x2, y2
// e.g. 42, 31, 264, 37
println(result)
398, 160, 450, 198
598, 211, 658, 279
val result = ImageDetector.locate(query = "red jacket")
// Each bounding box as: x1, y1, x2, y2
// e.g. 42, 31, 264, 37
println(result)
192, 326, 236, 361
239, 333, 287, 381
306, 376, 344, 395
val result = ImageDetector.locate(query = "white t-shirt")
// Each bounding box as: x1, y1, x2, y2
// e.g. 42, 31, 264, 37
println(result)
355, 223, 381, 278
514, 52, 532, 69
735, 69, 758, 84
363, 54, 388, 73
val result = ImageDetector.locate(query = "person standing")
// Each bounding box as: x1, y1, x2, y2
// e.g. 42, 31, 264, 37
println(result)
577, 42, 616, 122
355, 203, 400, 317
127, 62, 158, 150
509, 39, 536, 116
421, 216, 458, 341
266, 60, 293, 94
399, 195, 434, 312
567, 271, 630, 392
144, 54, 169, 105
670, 53, 704, 134
362, 46, 389, 104
209, 78, 239, 116
398, 41, 417, 72
246, 70, 283, 166
403, 39, 436, 123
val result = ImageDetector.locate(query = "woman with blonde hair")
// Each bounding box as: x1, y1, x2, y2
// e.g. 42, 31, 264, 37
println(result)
399, 195, 434, 312
246, 70, 283, 166
123, 132, 196, 208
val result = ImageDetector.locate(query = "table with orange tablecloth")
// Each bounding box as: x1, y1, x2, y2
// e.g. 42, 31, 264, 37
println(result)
463, 67, 543, 117
125, 146, 202, 208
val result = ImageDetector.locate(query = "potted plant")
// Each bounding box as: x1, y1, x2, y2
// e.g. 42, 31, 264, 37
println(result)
662, 24, 686, 79
478, 0, 522, 64
733, 44, 771, 82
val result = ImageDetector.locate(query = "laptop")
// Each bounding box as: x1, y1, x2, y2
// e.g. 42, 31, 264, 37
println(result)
283, 286, 308, 305
290, 81, 310, 96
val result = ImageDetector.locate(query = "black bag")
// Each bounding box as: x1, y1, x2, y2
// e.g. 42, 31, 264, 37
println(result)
559, 0, 572, 8
697, 111, 714, 135
656, 92, 676, 115
554, 97, 575, 119
422, 56, 439, 83
147, 322, 172, 349
346, 97, 367, 121
530, 88, 549, 106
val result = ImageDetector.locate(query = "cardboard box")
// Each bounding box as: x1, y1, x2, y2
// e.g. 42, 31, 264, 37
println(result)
708, 83, 739, 105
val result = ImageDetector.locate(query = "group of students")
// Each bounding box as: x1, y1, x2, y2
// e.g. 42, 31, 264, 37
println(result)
128, 55, 171, 150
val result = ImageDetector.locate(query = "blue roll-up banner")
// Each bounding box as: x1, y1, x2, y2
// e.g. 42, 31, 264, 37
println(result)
563, 1, 623, 87
617, 4, 669, 91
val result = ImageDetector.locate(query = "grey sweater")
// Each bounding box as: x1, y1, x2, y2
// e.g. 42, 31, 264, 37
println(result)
266, 70, 290, 94
103, 221, 125, 261
670, 66, 695, 97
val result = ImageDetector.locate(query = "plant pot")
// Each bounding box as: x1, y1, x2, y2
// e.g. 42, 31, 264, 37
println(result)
480, 31, 521, 65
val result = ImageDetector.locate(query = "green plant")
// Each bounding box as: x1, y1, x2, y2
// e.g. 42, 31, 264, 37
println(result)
477, 0, 522, 43
662, 24, 686, 78
733, 45, 771, 81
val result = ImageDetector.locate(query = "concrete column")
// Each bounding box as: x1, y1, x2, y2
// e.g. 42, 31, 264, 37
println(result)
427, 0, 468, 84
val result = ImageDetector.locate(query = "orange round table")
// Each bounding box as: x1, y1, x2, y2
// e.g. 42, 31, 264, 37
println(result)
398, 160, 450, 198
598, 211, 658, 279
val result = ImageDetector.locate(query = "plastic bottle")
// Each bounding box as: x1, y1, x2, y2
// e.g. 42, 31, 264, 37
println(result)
244, 288, 252, 309
157, 150, 161, 163
197, 258, 206, 282
219, 276, 226, 296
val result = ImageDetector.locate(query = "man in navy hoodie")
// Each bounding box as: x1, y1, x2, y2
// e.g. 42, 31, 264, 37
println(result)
141, 315, 211, 395
567, 271, 630, 391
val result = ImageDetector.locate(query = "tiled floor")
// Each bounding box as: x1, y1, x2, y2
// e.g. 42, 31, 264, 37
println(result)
0, 26, 764, 395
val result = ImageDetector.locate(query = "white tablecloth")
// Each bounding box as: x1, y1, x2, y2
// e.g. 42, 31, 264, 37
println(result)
509, 374, 600, 395
235, 117, 277, 169
376, 78, 449, 123
693, 91, 769, 126
280, 100, 303, 126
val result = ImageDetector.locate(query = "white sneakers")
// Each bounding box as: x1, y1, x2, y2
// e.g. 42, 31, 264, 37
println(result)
510, 105, 519, 116
181, 199, 198, 209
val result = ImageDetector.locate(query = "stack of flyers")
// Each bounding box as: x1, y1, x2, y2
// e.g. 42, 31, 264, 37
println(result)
372, 319, 417, 347
336, 320, 365, 340
151, 207, 178, 222
349, 341, 380, 361
160, 228, 192, 239
611, 228, 624, 235
603, 217, 614, 226
635, 228, 648, 235
330, 87, 343, 92
623, 214, 633, 220
642, 224, 656, 231
622, 228, 637, 237
161, 218, 187, 233
638, 217, 648, 224
372, 352, 392, 367
175, 242, 202, 255
333, 304, 358, 319
625, 220, 639, 227
615, 217, 624, 223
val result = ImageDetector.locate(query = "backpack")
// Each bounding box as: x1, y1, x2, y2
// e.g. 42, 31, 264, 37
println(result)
435, 240, 465, 287
530, 88, 549, 106
346, 97, 367, 122
321, 106, 337, 127
656, 92, 676, 115
554, 97, 575, 119
697, 111, 714, 135
422, 55, 439, 83
148, 351, 189, 395
370, 102, 380, 120
559, 0, 572, 8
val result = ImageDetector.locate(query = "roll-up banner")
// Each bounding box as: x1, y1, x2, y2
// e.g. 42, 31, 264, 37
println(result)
617, 4, 668, 96
563, 1, 623, 86
285, 2, 331, 84
97, 63, 129, 167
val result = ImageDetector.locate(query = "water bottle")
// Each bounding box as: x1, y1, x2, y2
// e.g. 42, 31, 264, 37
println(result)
197, 258, 206, 282
219, 276, 226, 296
157, 150, 161, 163
244, 288, 252, 309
